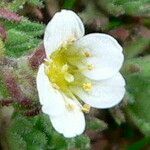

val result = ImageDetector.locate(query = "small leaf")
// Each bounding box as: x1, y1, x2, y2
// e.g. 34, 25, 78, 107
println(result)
0, 73, 10, 98
63, 0, 76, 9
127, 137, 150, 150
50, 132, 67, 150
124, 56, 150, 136
87, 117, 107, 132
8, 132, 27, 150
124, 37, 150, 58
67, 135, 91, 150
110, 108, 126, 125
0, 25, 7, 40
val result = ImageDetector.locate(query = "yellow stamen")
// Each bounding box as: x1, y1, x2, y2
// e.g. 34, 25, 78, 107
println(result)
61, 64, 69, 72
69, 36, 76, 42
52, 83, 60, 90
82, 104, 91, 113
83, 82, 92, 92
84, 51, 92, 57
62, 36, 76, 48
64, 73, 74, 83
87, 64, 94, 70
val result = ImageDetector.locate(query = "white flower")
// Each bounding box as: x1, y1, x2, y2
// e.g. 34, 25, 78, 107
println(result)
36, 10, 125, 138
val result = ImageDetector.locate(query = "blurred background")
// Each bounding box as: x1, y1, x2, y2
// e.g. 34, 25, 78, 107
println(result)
0, 0, 150, 150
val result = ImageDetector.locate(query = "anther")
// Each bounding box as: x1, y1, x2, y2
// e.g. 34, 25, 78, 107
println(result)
82, 104, 91, 113
69, 36, 76, 42
52, 83, 60, 90
84, 51, 92, 57
83, 82, 92, 92
64, 73, 74, 83
87, 64, 94, 70
61, 64, 68, 72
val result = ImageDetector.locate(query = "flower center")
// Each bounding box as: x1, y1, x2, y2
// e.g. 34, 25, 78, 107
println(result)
44, 41, 93, 112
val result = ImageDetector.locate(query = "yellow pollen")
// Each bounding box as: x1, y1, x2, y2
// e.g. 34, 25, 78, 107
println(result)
52, 83, 60, 90
69, 36, 76, 42
83, 82, 92, 92
84, 51, 92, 57
61, 64, 69, 72
87, 64, 94, 70
82, 104, 91, 113
62, 36, 76, 48
64, 73, 74, 83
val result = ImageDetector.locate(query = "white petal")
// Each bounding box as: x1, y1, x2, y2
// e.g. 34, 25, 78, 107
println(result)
36, 64, 66, 116
44, 10, 85, 57
71, 73, 125, 109
50, 97, 85, 138
76, 33, 124, 80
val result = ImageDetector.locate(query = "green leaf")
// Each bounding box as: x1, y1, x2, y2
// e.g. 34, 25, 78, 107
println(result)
8, 0, 26, 12
97, 0, 150, 16
5, 29, 41, 57
124, 56, 150, 136
63, 0, 76, 9
67, 135, 91, 150
8, 132, 27, 150
127, 137, 150, 150
8, 0, 43, 12
0, 18, 45, 57
6, 113, 91, 149
27, 0, 44, 7
10, 114, 33, 135
110, 108, 126, 125
0, 74, 10, 98
87, 117, 107, 132
25, 129, 47, 147
33, 114, 53, 138
50, 132, 67, 150
4, 19, 45, 37
74, 135, 91, 150
0, 38, 5, 57
124, 37, 150, 58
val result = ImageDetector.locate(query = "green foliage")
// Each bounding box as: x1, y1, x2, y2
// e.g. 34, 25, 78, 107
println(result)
66, 135, 90, 150
5, 29, 40, 57
8, 132, 27, 150
27, 0, 44, 7
2, 0, 44, 12
7, 113, 90, 150
106, 18, 124, 30
124, 56, 150, 136
0, 19, 45, 57
0, 38, 5, 56
143, 18, 150, 28
63, 0, 76, 9
7, 0, 26, 12
87, 117, 107, 132
0, 75, 10, 98
0, 0, 45, 57
110, 108, 126, 125
124, 37, 150, 58
127, 137, 150, 150
97, 0, 150, 16
3, 19, 45, 37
